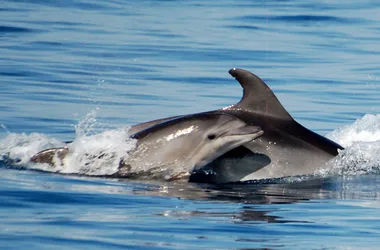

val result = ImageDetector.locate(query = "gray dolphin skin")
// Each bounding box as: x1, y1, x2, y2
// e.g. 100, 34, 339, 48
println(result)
119, 112, 263, 180
129, 68, 344, 183
30, 112, 264, 181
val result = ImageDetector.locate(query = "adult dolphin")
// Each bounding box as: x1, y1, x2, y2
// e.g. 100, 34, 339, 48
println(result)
30, 112, 264, 181
129, 68, 344, 183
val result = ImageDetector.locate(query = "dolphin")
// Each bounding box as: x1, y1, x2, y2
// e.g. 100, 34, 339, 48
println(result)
30, 112, 264, 181
128, 68, 344, 183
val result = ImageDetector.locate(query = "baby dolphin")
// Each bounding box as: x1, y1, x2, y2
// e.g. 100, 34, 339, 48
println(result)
118, 112, 263, 180
30, 112, 264, 181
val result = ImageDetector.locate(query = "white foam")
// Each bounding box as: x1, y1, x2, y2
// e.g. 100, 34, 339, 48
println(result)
0, 128, 137, 176
0, 109, 137, 176
59, 127, 136, 175
327, 114, 380, 147
0, 133, 65, 164
319, 114, 380, 177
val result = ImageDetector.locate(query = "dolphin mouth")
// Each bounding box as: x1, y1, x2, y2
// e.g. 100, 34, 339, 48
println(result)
242, 129, 264, 139
227, 126, 264, 138
252, 130, 264, 137
231, 130, 263, 137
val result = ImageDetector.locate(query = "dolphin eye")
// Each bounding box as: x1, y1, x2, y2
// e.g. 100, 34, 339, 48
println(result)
207, 134, 216, 140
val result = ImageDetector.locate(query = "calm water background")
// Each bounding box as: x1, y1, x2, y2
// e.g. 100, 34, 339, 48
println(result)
1, 0, 380, 249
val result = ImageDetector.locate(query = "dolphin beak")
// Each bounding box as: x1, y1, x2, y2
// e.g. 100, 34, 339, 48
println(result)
252, 129, 264, 138
227, 125, 264, 138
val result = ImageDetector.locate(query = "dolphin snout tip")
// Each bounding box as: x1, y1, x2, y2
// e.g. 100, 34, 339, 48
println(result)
256, 130, 264, 137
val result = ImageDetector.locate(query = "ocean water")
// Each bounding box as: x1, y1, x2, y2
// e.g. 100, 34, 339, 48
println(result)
1, 0, 380, 249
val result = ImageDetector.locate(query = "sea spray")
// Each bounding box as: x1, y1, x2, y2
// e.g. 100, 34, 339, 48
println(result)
316, 114, 380, 177
0, 132, 65, 164
0, 109, 137, 176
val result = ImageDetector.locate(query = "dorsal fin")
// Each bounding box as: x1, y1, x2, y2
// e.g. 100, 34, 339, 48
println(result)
227, 68, 293, 121
227, 68, 344, 154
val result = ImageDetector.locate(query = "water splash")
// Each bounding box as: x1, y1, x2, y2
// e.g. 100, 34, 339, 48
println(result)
0, 124, 11, 134
0, 109, 137, 176
327, 114, 380, 147
57, 127, 136, 176
318, 114, 380, 177
75, 109, 98, 137
0, 133, 65, 164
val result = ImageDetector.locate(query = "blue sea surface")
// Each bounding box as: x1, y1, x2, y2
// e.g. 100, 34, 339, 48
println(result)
1, 0, 380, 249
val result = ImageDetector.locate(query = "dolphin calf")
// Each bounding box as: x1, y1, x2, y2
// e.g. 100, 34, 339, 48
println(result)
30, 112, 264, 181
129, 68, 344, 183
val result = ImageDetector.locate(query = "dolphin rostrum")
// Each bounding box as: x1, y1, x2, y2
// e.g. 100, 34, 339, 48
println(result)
30, 112, 264, 181
129, 68, 344, 183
